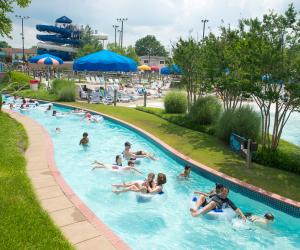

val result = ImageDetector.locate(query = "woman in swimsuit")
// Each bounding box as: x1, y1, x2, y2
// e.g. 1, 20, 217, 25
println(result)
112, 172, 155, 193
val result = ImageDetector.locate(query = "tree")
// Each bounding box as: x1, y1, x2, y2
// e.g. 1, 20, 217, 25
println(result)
172, 38, 202, 109
106, 43, 140, 63
76, 25, 103, 57
204, 27, 250, 110
0, 41, 11, 48
0, 0, 31, 37
240, 4, 300, 150
135, 35, 167, 57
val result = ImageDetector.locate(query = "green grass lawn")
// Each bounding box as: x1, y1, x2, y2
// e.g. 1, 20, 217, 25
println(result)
69, 102, 300, 201
0, 112, 73, 249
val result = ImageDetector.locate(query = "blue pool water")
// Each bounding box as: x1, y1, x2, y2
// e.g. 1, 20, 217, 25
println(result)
3, 99, 300, 250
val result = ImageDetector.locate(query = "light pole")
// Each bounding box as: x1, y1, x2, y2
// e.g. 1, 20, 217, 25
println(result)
112, 25, 119, 47
118, 29, 122, 47
117, 18, 128, 48
201, 19, 209, 40
15, 15, 30, 62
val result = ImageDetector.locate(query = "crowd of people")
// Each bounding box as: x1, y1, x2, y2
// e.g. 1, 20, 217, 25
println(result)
3, 96, 275, 227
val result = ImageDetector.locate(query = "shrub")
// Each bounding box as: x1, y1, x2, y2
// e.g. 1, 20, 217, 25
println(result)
58, 86, 75, 101
253, 147, 300, 174
188, 96, 222, 125
164, 91, 187, 114
52, 79, 75, 95
51, 79, 76, 101
0, 71, 32, 91
216, 105, 261, 143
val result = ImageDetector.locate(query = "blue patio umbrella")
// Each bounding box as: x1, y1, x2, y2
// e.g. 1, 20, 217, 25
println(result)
160, 64, 181, 75
29, 53, 64, 65
73, 50, 137, 72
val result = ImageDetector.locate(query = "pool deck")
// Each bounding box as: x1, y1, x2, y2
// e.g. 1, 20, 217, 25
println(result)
4, 109, 130, 250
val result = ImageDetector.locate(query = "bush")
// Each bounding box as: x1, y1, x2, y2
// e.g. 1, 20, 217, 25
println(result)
51, 79, 76, 101
253, 146, 300, 174
188, 96, 222, 125
164, 91, 187, 114
216, 105, 261, 143
0, 71, 32, 91
58, 86, 75, 101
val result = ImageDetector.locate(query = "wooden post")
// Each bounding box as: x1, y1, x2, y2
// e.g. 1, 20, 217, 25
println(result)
246, 139, 251, 168
114, 89, 117, 107
144, 91, 147, 107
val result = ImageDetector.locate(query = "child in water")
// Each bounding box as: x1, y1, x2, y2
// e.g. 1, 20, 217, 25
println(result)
179, 165, 191, 178
79, 132, 89, 145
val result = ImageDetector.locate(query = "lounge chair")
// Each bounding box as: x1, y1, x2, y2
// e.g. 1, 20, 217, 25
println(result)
90, 91, 101, 103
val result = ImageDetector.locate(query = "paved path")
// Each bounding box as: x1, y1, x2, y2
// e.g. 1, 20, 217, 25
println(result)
5, 110, 129, 250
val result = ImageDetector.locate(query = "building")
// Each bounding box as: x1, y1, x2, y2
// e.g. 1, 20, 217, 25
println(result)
0, 48, 36, 63
139, 55, 166, 68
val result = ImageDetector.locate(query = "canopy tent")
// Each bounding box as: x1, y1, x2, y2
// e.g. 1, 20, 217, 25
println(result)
138, 65, 151, 71
73, 50, 137, 72
160, 64, 181, 75
29, 53, 64, 65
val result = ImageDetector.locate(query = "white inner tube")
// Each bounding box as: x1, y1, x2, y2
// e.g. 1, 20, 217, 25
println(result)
136, 191, 165, 203
191, 197, 236, 220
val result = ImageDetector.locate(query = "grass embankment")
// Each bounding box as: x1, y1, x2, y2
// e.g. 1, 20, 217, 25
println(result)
69, 102, 300, 201
0, 112, 73, 249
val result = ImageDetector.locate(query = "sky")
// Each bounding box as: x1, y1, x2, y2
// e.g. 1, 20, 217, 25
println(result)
2, 0, 299, 51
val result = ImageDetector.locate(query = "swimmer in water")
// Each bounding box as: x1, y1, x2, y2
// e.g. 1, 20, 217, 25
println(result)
93, 155, 123, 169
122, 141, 156, 161
79, 132, 89, 145
92, 160, 142, 174
244, 212, 275, 225
112, 172, 156, 191
178, 165, 191, 178
112, 172, 157, 194
55, 128, 61, 133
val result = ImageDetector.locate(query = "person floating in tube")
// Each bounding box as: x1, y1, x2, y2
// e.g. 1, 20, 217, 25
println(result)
122, 141, 156, 161
190, 186, 246, 221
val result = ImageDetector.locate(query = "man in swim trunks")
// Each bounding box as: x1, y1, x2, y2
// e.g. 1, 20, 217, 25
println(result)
122, 141, 156, 160
191, 187, 246, 221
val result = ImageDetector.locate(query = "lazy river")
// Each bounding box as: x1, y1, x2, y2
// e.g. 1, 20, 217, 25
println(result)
3, 98, 300, 250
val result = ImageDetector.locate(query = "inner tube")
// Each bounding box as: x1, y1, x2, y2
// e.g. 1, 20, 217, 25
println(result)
136, 191, 165, 203
191, 196, 236, 220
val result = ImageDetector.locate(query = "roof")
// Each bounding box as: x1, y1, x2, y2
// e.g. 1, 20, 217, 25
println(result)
0, 48, 36, 55
55, 16, 72, 24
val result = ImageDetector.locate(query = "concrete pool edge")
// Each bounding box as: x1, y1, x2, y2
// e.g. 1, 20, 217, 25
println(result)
4, 109, 130, 250
52, 102, 300, 217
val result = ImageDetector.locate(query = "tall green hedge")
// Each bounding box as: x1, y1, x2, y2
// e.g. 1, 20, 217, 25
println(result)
216, 105, 261, 143
164, 91, 187, 114
51, 79, 76, 102
188, 96, 222, 125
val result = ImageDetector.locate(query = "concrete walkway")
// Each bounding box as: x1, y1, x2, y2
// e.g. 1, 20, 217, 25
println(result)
5, 110, 129, 250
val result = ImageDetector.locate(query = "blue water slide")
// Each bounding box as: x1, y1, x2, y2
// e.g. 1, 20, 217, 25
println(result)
36, 35, 80, 45
36, 24, 71, 37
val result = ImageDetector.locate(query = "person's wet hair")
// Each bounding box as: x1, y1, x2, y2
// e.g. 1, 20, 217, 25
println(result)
215, 183, 224, 191
83, 132, 88, 137
115, 155, 121, 162
184, 165, 191, 171
157, 173, 167, 185
128, 160, 135, 166
264, 213, 274, 221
